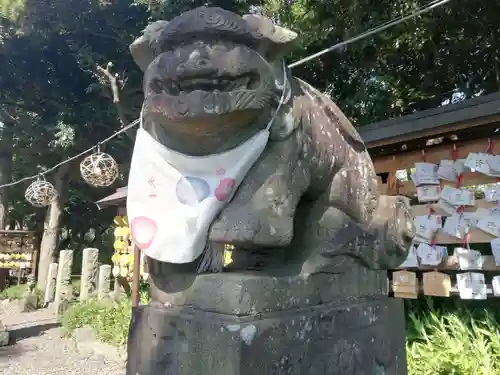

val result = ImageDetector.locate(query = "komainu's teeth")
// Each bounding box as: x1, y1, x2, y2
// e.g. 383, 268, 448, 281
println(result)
236, 77, 250, 86
168, 75, 252, 93
167, 83, 179, 95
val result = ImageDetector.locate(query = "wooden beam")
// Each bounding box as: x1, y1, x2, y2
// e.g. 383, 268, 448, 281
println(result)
365, 114, 500, 149
389, 283, 499, 297
394, 255, 499, 271
410, 199, 496, 216
429, 228, 494, 244
371, 135, 500, 173
131, 245, 140, 307
0, 230, 36, 235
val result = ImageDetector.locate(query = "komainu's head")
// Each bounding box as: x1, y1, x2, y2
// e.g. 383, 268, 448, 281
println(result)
130, 7, 297, 154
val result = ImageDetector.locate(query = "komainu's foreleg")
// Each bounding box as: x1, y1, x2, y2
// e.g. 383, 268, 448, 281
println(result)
209, 133, 310, 247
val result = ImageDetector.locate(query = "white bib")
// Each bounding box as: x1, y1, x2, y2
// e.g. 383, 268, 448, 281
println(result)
127, 63, 287, 264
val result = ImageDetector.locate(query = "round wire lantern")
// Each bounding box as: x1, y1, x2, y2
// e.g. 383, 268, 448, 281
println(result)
25, 177, 57, 207
80, 151, 119, 187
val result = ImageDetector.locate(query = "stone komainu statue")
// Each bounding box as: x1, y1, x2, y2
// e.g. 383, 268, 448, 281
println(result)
126, 7, 414, 375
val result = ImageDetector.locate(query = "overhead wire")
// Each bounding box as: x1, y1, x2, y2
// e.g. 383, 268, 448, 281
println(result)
288, 0, 451, 68
0, 119, 139, 188
0, 0, 452, 189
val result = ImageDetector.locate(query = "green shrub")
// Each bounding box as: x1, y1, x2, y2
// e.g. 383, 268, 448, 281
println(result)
0, 284, 44, 305
61, 297, 132, 346
61, 290, 150, 346
407, 302, 500, 375
0, 284, 27, 300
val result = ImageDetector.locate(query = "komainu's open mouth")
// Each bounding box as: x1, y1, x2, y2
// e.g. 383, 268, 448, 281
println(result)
151, 75, 254, 96
179, 75, 251, 93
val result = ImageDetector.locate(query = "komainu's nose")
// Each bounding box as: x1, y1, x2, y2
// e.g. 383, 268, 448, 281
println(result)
176, 50, 217, 78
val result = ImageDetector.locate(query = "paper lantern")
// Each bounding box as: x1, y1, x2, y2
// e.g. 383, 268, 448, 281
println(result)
25, 178, 57, 207
80, 151, 118, 187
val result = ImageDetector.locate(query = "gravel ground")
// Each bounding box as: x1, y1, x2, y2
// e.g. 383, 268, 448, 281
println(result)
0, 301, 125, 375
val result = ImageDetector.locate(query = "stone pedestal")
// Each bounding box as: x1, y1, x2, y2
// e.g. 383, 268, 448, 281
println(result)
126, 269, 407, 375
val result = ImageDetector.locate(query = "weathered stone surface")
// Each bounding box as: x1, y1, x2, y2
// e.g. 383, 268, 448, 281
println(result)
72, 326, 97, 343
0, 331, 9, 346
0, 320, 9, 347
80, 248, 99, 301
126, 6, 414, 375
19, 293, 38, 312
127, 298, 406, 375
57, 299, 71, 315
54, 250, 74, 314
26, 273, 36, 293
73, 326, 126, 366
97, 264, 111, 300
149, 263, 388, 315
44, 262, 58, 305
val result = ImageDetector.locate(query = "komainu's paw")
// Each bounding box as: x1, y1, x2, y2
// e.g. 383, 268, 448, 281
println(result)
209, 209, 293, 246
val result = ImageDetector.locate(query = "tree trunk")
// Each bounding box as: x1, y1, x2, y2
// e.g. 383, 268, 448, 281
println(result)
0, 151, 12, 229
491, 29, 500, 91
0, 120, 14, 229
36, 163, 71, 290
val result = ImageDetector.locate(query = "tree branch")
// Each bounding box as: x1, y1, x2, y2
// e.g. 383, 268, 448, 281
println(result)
96, 62, 135, 140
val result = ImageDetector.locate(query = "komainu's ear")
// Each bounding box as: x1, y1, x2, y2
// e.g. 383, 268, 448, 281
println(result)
129, 20, 169, 72
242, 14, 297, 60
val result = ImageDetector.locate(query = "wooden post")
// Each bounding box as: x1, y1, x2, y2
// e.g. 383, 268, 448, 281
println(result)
31, 233, 39, 279
131, 245, 140, 307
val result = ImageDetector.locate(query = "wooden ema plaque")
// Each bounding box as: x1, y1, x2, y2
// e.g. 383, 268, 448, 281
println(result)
392, 270, 418, 299
423, 271, 452, 297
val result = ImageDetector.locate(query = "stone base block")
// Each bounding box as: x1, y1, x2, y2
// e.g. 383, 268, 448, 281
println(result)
126, 298, 407, 375
0, 322, 9, 347
19, 293, 38, 312
0, 331, 8, 347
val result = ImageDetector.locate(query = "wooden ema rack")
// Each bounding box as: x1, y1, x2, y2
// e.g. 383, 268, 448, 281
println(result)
370, 136, 500, 298
409, 199, 497, 245
388, 282, 498, 297
374, 136, 500, 195
372, 135, 500, 174
0, 230, 38, 270
0, 230, 38, 291
387, 199, 500, 298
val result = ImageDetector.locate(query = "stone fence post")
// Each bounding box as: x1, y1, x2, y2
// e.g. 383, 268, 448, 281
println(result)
97, 264, 111, 300
53, 250, 74, 314
43, 262, 58, 305
80, 248, 99, 302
